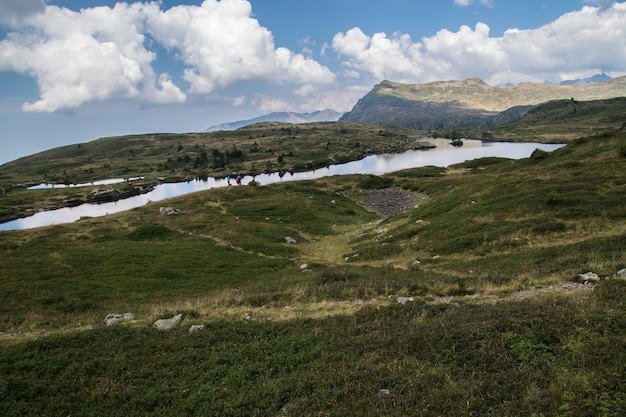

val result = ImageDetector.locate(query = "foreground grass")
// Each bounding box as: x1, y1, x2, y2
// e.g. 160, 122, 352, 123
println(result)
1, 286, 624, 416
0, 130, 625, 415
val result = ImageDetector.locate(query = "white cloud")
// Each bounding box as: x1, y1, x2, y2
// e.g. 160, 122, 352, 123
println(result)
0, 2, 186, 112
332, 2, 626, 86
0, 0, 45, 25
145, 0, 335, 93
0, 0, 334, 113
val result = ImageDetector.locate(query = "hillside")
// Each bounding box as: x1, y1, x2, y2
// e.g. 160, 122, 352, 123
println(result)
341, 76, 626, 129
464, 97, 626, 142
0, 128, 625, 416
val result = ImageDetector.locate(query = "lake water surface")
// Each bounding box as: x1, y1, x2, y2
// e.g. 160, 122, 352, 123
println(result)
0, 139, 563, 231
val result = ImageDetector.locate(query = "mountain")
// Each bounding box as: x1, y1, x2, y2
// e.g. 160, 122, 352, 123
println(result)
206, 109, 342, 131
340, 76, 626, 130
560, 73, 611, 86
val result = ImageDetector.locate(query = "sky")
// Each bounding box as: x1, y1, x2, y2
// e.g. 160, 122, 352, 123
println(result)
0, 0, 625, 164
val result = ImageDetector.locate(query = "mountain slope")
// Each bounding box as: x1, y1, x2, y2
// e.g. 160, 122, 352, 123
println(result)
341, 76, 626, 129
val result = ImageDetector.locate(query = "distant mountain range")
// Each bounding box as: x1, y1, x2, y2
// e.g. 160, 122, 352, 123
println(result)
206, 109, 342, 131
340, 75, 626, 130
560, 73, 611, 86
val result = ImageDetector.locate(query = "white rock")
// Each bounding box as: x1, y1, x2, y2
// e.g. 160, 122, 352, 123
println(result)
153, 313, 183, 330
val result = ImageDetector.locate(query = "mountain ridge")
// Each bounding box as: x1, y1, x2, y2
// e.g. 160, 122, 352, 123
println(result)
341, 76, 626, 129
206, 109, 342, 131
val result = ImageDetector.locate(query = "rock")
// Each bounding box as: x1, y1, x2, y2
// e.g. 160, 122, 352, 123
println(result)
104, 313, 134, 326
617, 269, 626, 280
284, 236, 297, 244
378, 389, 391, 396
388, 295, 414, 304
578, 272, 601, 284
160, 206, 181, 215
189, 324, 205, 334
153, 313, 183, 330
300, 263, 308, 270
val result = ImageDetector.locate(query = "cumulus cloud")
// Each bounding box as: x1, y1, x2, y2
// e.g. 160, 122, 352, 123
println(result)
0, 2, 186, 112
0, 0, 46, 25
0, 0, 334, 113
585, 0, 616, 10
145, 0, 334, 93
333, 2, 626, 86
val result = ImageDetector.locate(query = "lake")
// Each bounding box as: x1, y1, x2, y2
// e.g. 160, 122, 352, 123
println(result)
0, 139, 563, 231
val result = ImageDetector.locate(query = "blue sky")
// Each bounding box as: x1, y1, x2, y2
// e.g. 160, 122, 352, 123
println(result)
0, 0, 625, 164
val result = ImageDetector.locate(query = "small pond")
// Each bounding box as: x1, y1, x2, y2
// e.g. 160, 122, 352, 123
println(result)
0, 139, 563, 231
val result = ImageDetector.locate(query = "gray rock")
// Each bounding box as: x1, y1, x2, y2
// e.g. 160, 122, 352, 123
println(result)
578, 271, 601, 284
189, 324, 205, 334
617, 269, 626, 280
104, 313, 134, 326
160, 206, 181, 215
284, 236, 297, 244
153, 313, 183, 330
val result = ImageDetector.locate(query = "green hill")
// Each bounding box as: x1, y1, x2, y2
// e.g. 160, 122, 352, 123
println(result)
0, 125, 624, 415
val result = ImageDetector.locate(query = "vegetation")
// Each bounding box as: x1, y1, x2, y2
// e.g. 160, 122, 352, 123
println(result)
0, 122, 416, 223
0, 122, 625, 415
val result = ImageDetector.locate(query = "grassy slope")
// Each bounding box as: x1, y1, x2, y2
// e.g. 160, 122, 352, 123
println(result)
464, 97, 626, 142
0, 129, 625, 415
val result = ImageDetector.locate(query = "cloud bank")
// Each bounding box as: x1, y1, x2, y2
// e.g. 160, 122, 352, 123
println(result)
332, 2, 626, 87
0, 0, 625, 114
0, 0, 334, 112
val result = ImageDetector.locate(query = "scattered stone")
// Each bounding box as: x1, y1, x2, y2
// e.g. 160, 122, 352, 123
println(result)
189, 324, 205, 334
104, 313, 134, 326
578, 271, 601, 284
389, 295, 414, 304
159, 206, 181, 215
284, 236, 297, 244
412, 260, 421, 265
153, 313, 183, 330
330, 199, 336, 205
617, 269, 626, 280
359, 189, 417, 216
300, 264, 309, 270
378, 389, 391, 396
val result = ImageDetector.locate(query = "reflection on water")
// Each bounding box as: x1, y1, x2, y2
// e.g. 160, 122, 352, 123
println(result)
28, 177, 144, 189
0, 140, 563, 231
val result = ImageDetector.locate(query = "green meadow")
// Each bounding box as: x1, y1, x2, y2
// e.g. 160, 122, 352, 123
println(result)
0, 126, 625, 416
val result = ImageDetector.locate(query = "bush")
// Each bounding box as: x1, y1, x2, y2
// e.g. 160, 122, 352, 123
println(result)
357, 175, 394, 190
127, 224, 178, 240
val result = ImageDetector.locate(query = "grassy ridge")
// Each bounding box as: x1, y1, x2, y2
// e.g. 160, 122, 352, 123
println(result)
0, 130, 625, 415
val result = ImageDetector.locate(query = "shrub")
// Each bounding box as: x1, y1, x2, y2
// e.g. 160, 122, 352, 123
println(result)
127, 224, 178, 240
357, 175, 394, 190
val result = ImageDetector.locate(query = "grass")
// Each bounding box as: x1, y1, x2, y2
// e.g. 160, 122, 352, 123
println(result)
0, 128, 625, 415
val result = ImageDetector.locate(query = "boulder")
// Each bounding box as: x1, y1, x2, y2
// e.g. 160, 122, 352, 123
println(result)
189, 324, 205, 334
160, 206, 181, 215
578, 272, 601, 284
104, 313, 134, 326
153, 313, 183, 330
617, 269, 626, 280
284, 236, 297, 244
